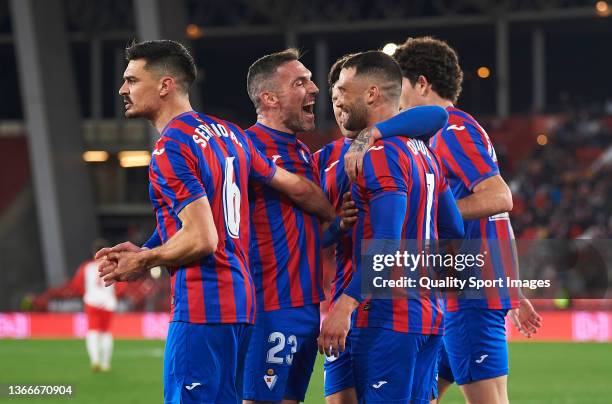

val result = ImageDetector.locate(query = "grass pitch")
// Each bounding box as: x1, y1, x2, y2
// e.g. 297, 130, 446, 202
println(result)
0, 340, 610, 403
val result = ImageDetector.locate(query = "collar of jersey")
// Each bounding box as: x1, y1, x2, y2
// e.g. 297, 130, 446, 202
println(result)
161, 110, 196, 136
255, 122, 297, 144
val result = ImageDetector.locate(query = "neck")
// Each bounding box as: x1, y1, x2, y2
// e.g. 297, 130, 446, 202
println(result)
151, 97, 193, 133
425, 92, 454, 109
257, 111, 294, 135
367, 103, 398, 127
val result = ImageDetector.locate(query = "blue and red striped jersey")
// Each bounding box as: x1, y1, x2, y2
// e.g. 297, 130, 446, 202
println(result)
148, 111, 276, 324
246, 123, 325, 312
313, 138, 353, 306
429, 106, 519, 311
350, 136, 447, 334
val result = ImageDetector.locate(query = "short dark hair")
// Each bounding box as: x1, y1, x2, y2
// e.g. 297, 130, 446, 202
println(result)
394, 36, 463, 103
342, 51, 402, 102
328, 53, 357, 95
125, 39, 197, 93
247, 48, 300, 110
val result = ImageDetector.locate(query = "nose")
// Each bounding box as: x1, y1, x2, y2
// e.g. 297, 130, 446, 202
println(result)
308, 80, 319, 96
119, 81, 128, 96
333, 96, 343, 109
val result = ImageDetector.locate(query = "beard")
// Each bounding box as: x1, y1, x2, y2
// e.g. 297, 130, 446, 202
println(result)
342, 100, 369, 132
123, 99, 142, 119
122, 95, 157, 120
124, 103, 154, 120
282, 108, 314, 133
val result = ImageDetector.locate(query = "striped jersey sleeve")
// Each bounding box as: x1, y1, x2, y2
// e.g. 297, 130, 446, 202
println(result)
361, 143, 409, 200
150, 137, 207, 215
242, 128, 277, 184
430, 107, 519, 312
431, 115, 499, 192
314, 139, 354, 305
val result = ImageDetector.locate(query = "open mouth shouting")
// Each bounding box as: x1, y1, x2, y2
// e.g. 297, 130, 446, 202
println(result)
302, 100, 315, 119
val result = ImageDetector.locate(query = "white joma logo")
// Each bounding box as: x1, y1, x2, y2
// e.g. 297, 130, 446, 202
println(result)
372, 381, 387, 389
324, 160, 339, 172
475, 354, 488, 364
185, 382, 201, 390
272, 154, 282, 163
447, 125, 465, 131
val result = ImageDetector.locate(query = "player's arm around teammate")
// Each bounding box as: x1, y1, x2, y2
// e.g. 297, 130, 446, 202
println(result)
97, 165, 336, 282
340, 46, 541, 340
267, 164, 336, 224
343, 105, 449, 180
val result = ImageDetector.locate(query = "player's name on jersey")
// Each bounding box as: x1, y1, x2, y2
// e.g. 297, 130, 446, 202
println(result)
192, 122, 243, 149
371, 276, 551, 291
405, 138, 431, 158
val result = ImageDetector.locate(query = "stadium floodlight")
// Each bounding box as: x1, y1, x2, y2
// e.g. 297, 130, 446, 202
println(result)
477, 66, 491, 79
118, 150, 151, 168
186, 24, 204, 39
82, 151, 109, 163
382, 43, 398, 55
537, 134, 548, 146
596, 1, 610, 17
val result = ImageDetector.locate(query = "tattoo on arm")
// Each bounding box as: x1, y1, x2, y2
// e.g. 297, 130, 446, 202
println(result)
349, 127, 374, 153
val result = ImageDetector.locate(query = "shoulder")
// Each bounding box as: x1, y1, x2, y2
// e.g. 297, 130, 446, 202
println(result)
163, 123, 195, 144
363, 139, 406, 173
317, 138, 343, 155
152, 135, 183, 159
314, 138, 342, 167
297, 139, 312, 155
201, 114, 246, 138
446, 108, 487, 136
244, 124, 266, 147
368, 137, 405, 157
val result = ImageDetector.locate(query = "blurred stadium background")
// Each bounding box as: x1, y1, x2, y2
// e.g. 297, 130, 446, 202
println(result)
0, 0, 611, 403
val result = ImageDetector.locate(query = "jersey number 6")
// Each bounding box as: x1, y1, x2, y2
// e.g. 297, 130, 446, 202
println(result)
223, 157, 241, 239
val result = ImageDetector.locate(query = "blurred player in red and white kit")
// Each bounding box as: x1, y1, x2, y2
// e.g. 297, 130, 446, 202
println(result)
67, 239, 127, 372
34, 239, 127, 371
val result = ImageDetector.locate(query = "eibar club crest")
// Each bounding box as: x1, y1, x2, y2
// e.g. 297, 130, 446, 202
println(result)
264, 369, 278, 390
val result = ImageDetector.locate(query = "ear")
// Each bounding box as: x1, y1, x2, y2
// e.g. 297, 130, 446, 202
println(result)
416, 75, 430, 96
259, 91, 279, 108
365, 85, 380, 105
159, 76, 175, 97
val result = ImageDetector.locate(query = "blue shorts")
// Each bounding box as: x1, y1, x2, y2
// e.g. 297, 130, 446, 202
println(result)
163, 321, 252, 404
351, 327, 442, 404
323, 331, 355, 397
437, 343, 455, 384
243, 304, 319, 402
444, 308, 509, 385
409, 334, 443, 404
